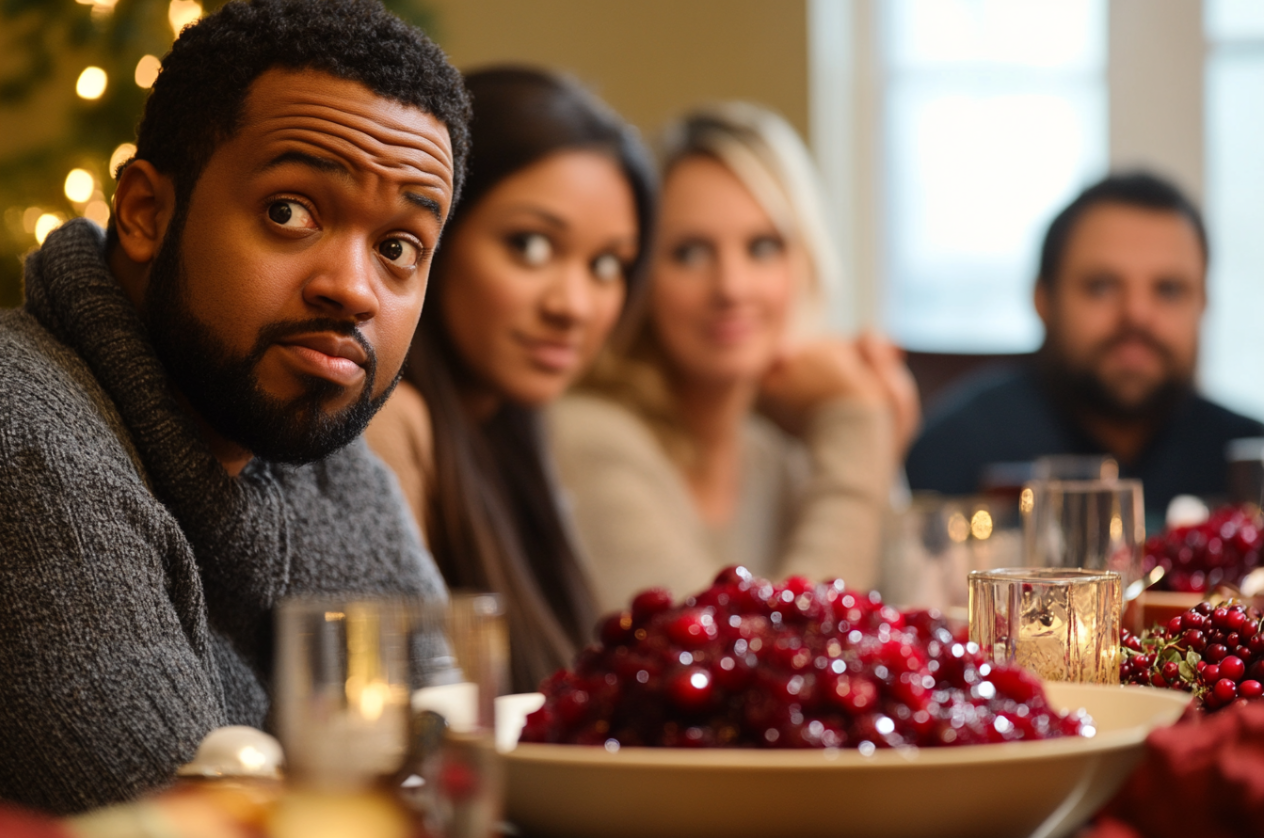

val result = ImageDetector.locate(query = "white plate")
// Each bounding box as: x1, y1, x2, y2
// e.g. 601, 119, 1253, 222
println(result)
499, 682, 1190, 838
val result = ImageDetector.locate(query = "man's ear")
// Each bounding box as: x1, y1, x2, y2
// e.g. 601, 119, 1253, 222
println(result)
111, 160, 177, 267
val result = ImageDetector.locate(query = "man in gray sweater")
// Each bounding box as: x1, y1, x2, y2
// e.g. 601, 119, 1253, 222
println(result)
0, 0, 472, 814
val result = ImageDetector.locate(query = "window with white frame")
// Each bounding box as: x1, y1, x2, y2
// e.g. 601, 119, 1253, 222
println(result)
878, 0, 1108, 353
1201, 0, 1264, 421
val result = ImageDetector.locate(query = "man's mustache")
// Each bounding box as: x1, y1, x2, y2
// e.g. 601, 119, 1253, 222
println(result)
253, 318, 377, 374
1089, 327, 1174, 366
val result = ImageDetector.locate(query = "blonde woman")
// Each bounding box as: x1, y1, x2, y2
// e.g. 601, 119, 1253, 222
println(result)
549, 102, 919, 613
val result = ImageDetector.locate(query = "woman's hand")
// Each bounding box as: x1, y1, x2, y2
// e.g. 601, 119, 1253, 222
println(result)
758, 333, 922, 456
856, 331, 921, 457
758, 339, 888, 436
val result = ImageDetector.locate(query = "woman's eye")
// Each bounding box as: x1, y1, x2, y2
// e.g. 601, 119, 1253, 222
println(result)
591, 253, 624, 283
267, 199, 315, 230
673, 242, 710, 267
749, 235, 784, 260
511, 232, 553, 267
377, 237, 420, 267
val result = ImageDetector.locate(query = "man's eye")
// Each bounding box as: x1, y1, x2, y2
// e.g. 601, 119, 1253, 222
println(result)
267, 200, 315, 229
510, 232, 553, 267
592, 253, 624, 283
377, 237, 420, 267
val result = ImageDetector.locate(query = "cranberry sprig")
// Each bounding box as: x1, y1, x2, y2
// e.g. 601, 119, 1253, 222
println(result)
521, 567, 1091, 750
1144, 504, 1263, 593
1120, 600, 1264, 710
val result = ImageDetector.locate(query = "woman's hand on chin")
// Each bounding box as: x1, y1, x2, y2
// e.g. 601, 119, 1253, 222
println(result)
757, 338, 889, 436
856, 331, 922, 457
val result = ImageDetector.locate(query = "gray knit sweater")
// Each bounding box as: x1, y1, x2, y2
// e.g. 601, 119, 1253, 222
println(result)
0, 219, 447, 814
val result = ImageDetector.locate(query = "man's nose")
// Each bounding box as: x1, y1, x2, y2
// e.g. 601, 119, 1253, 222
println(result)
302, 238, 380, 321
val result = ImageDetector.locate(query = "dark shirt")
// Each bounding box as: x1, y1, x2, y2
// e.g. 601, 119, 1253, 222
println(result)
905, 364, 1264, 519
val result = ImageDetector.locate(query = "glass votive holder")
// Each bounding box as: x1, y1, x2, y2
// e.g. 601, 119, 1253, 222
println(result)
968, 568, 1122, 685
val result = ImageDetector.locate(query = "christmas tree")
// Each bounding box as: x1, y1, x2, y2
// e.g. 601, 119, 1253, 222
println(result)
0, 0, 437, 308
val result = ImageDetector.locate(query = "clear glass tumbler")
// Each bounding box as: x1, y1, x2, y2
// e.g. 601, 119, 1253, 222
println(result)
1022, 478, 1145, 591
969, 567, 1121, 684
410, 593, 509, 838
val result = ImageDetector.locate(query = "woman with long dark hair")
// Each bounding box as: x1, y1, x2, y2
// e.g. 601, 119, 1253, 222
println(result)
364, 67, 655, 692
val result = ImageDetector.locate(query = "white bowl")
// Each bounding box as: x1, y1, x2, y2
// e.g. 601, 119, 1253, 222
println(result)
499, 683, 1189, 838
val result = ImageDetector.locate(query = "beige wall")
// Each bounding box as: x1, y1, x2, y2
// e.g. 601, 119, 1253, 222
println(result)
427, 0, 810, 140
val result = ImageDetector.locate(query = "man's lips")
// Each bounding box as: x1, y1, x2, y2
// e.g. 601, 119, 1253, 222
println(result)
275, 333, 369, 386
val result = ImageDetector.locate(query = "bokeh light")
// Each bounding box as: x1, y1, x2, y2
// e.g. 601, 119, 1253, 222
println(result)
34, 214, 65, 245
22, 207, 43, 234
64, 169, 96, 204
84, 201, 111, 228
168, 0, 203, 36
109, 143, 137, 178
134, 55, 161, 89
76, 67, 108, 100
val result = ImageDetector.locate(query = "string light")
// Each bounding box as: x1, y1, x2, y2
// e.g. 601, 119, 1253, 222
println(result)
134, 55, 161, 89
76, 67, 108, 100
64, 169, 96, 204
168, 0, 202, 36
35, 214, 65, 245
84, 201, 111, 228
109, 143, 137, 178
22, 207, 43, 234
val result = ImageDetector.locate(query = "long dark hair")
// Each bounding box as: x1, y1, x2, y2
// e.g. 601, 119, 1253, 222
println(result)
405, 67, 656, 692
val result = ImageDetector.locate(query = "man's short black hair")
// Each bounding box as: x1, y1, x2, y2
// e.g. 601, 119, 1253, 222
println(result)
123, 0, 470, 210
1037, 171, 1209, 287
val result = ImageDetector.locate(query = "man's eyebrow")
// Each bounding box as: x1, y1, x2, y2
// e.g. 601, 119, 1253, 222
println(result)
404, 191, 443, 222
259, 150, 348, 175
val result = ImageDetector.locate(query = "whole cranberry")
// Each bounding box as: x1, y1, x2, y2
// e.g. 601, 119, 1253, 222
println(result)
1212, 607, 1232, 628
712, 566, 753, 586
1220, 655, 1246, 682
1202, 664, 1221, 684
631, 588, 674, 624
599, 611, 634, 647
1249, 632, 1264, 655
1205, 643, 1229, 663
986, 666, 1042, 703
1195, 601, 1214, 616
667, 609, 718, 649
1184, 611, 1207, 630
1213, 678, 1238, 703
1167, 616, 1184, 637
1226, 609, 1248, 632
1183, 629, 1208, 652
1239, 679, 1264, 698
668, 666, 714, 710
1161, 661, 1181, 683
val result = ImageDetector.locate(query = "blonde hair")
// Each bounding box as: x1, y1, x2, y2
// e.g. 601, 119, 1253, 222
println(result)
579, 102, 843, 466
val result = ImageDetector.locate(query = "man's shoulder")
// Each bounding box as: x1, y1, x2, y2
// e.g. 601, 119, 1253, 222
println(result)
906, 365, 1066, 494
1185, 393, 1264, 439
0, 307, 122, 434
922, 365, 1044, 428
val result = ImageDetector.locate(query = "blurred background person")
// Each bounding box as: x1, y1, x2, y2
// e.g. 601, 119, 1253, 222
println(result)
364, 67, 656, 692
906, 172, 1263, 520
551, 102, 919, 613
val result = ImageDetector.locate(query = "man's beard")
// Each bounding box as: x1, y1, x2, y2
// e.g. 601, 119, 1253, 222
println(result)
143, 209, 402, 464
1039, 326, 1192, 424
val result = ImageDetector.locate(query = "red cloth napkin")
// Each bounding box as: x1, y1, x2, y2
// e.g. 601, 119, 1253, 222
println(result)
1082, 699, 1264, 838
0, 803, 71, 838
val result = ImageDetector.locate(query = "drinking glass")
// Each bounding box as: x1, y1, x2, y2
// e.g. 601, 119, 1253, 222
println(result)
1032, 454, 1119, 481
1022, 478, 1145, 592
969, 568, 1121, 684
274, 597, 414, 790
410, 593, 509, 838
